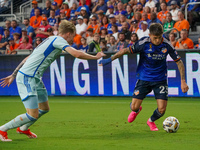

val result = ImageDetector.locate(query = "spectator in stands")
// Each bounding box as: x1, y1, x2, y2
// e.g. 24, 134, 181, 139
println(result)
107, 36, 117, 52
140, 0, 146, 7
195, 37, 200, 49
101, 16, 109, 28
88, 33, 101, 52
73, 34, 82, 48
116, 32, 129, 51
66, 0, 78, 8
111, 24, 119, 40
145, 0, 156, 9
180, 0, 188, 11
62, 1, 71, 19
53, 23, 59, 35
30, 0, 42, 18
86, 15, 99, 35
70, 17, 77, 25
137, 21, 149, 39
54, 0, 63, 8
128, 33, 139, 47
133, 12, 142, 24
70, 3, 78, 17
135, 2, 143, 14
126, 4, 134, 23
170, 1, 179, 22
99, 27, 108, 42
106, 5, 114, 17
121, 22, 131, 40
23, 18, 34, 38
79, 37, 88, 52
17, 36, 33, 50
48, 9, 57, 27
97, 12, 105, 25
80, 7, 89, 24
148, 12, 162, 27
43, 0, 51, 18
169, 32, 177, 47
139, 12, 151, 29
75, 0, 90, 16
129, 20, 139, 33
0, 0, 10, 14
143, 6, 151, 19
33, 37, 42, 48
173, 10, 190, 32
19, 28, 33, 45
5, 37, 19, 55
76, 16, 87, 37
167, 0, 181, 9
100, 40, 107, 52
47, 28, 54, 37
51, 2, 60, 19
60, 9, 68, 20
86, 28, 93, 44
10, 20, 22, 38
92, 0, 107, 14
115, 2, 125, 17
0, 28, 10, 52
175, 29, 194, 49
0, 26, 3, 37
35, 17, 52, 40
4, 20, 11, 31
163, 12, 175, 32
107, 15, 116, 34
118, 12, 127, 31
13, 33, 20, 44
30, 8, 43, 29
187, 0, 200, 31
157, 2, 168, 24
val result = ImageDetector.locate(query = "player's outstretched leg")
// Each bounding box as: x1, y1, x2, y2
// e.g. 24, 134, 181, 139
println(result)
128, 101, 142, 123
17, 109, 49, 138
0, 113, 37, 142
147, 108, 164, 131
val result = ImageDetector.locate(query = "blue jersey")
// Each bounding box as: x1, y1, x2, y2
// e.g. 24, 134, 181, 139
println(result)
129, 37, 180, 81
48, 17, 57, 26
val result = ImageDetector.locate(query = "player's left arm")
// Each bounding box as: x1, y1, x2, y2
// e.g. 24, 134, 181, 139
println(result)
176, 60, 189, 93
65, 46, 106, 60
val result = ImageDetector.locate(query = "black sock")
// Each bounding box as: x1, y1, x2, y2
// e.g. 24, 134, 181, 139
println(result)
150, 108, 164, 122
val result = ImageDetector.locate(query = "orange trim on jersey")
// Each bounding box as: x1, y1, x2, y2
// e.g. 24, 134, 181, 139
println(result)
174, 57, 181, 62
129, 46, 133, 53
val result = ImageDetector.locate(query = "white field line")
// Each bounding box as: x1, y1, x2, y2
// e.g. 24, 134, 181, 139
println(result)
0, 100, 199, 105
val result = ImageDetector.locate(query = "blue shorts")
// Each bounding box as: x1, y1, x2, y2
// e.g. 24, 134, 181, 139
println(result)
132, 80, 168, 100
16, 72, 48, 108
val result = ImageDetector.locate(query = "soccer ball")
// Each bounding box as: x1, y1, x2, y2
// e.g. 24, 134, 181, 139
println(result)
163, 116, 180, 133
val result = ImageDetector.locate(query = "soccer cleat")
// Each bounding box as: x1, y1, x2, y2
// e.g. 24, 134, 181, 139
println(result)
128, 106, 142, 123
147, 120, 159, 131
16, 127, 37, 139
0, 130, 12, 142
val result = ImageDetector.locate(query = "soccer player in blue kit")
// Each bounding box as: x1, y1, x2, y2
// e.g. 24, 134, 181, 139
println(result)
0, 20, 105, 141
99, 23, 189, 131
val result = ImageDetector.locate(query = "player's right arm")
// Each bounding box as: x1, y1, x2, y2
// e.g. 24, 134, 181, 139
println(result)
0, 56, 29, 87
99, 47, 131, 66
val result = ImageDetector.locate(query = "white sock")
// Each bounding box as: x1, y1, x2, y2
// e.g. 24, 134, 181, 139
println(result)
148, 118, 153, 122
0, 113, 36, 132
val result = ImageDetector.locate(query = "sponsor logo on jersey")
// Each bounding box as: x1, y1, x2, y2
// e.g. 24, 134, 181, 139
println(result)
161, 48, 167, 53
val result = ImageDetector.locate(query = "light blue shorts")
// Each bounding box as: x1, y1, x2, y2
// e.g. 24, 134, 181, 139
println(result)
16, 72, 48, 109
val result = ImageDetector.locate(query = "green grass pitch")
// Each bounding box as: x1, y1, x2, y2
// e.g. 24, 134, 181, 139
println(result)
0, 96, 200, 150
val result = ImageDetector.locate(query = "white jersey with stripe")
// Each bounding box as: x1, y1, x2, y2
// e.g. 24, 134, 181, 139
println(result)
19, 36, 69, 78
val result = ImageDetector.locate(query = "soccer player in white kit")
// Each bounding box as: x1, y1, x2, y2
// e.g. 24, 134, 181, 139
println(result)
0, 20, 105, 142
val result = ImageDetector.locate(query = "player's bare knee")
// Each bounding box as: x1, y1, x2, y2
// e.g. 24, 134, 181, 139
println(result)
158, 108, 166, 115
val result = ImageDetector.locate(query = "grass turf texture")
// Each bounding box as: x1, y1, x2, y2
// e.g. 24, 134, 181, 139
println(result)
0, 96, 199, 150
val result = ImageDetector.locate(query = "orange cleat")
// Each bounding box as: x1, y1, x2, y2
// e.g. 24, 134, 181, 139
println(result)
0, 130, 12, 142
16, 127, 37, 139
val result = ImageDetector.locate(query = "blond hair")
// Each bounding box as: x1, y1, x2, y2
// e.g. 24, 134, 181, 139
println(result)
58, 20, 76, 34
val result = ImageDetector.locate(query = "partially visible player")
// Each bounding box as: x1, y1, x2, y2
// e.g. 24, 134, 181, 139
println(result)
99, 23, 189, 131
0, 20, 105, 142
